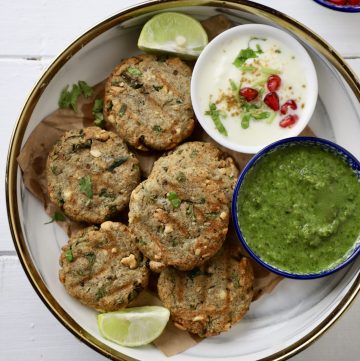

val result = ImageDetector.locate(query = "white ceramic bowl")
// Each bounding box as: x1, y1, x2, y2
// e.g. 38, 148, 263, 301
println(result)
191, 24, 319, 154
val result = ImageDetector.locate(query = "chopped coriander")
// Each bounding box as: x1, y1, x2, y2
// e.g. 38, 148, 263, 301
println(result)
92, 99, 104, 128
261, 67, 282, 75
78, 80, 93, 98
241, 102, 260, 112
95, 287, 106, 300
85, 252, 96, 267
241, 113, 251, 129
70, 84, 81, 111
44, 211, 66, 224
240, 65, 256, 72
176, 172, 186, 183
252, 111, 271, 120
233, 48, 258, 68
79, 175, 93, 198
190, 149, 199, 158
127, 66, 142, 76
65, 249, 74, 262
152, 125, 162, 132
167, 191, 181, 208
205, 103, 227, 136
58, 85, 71, 108
153, 85, 163, 91
256, 44, 263, 54
229, 79, 241, 104
205, 212, 219, 220
121, 72, 143, 89
118, 103, 127, 117
108, 157, 129, 171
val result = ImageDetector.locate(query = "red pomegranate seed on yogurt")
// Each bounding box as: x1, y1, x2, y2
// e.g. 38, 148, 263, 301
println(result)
239, 87, 259, 102
279, 114, 299, 128
280, 99, 298, 115
267, 75, 282, 92
264, 92, 280, 111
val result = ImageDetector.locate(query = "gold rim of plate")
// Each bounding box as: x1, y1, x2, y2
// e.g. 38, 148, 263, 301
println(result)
5, 1, 360, 360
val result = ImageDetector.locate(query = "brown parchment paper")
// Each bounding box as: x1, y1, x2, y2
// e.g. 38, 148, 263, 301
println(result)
16, 15, 315, 357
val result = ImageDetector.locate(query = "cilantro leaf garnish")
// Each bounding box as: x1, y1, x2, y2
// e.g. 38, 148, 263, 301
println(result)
118, 103, 127, 117
44, 211, 66, 224
65, 249, 74, 262
241, 113, 251, 129
58, 85, 72, 109
205, 103, 228, 136
127, 67, 142, 76
78, 80, 93, 98
79, 175, 93, 198
233, 48, 258, 68
167, 191, 181, 208
108, 157, 129, 171
92, 99, 104, 128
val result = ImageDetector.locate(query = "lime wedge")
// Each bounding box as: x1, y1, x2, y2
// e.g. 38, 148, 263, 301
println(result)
138, 12, 208, 59
97, 306, 170, 347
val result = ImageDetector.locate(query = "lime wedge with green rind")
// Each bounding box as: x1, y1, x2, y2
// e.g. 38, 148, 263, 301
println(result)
138, 12, 208, 60
97, 306, 170, 347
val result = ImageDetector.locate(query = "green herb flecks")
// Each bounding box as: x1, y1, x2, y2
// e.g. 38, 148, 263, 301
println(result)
118, 103, 127, 117
44, 211, 66, 224
261, 66, 282, 75
127, 67, 142, 76
108, 157, 129, 171
252, 111, 271, 120
121, 71, 143, 89
65, 249, 74, 262
92, 98, 104, 127
233, 48, 258, 68
205, 212, 219, 220
231, 272, 240, 288
167, 191, 181, 208
58, 85, 72, 109
248, 36, 267, 52
85, 252, 96, 268
99, 188, 115, 198
152, 125, 163, 132
95, 287, 106, 300
240, 65, 256, 72
176, 172, 186, 183
78, 80, 93, 98
153, 85, 163, 91
241, 113, 251, 129
79, 175, 93, 198
186, 203, 196, 222
72, 139, 92, 152
229, 79, 241, 104
205, 103, 227, 136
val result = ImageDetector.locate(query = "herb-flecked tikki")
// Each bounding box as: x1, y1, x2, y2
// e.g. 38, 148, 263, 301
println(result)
59, 222, 149, 312
47, 127, 140, 224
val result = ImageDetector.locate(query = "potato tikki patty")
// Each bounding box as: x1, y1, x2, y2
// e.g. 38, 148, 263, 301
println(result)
129, 142, 238, 271
104, 54, 194, 150
47, 127, 140, 224
59, 222, 149, 312
158, 241, 254, 336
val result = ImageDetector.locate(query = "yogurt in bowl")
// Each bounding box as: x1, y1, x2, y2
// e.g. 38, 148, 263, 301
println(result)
191, 24, 318, 153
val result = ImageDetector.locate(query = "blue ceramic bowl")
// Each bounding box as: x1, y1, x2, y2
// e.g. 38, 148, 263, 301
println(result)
232, 136, 360, 279
313, 0, 360, 12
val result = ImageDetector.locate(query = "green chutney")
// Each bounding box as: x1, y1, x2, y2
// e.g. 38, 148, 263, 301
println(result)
237, 143, 360, 274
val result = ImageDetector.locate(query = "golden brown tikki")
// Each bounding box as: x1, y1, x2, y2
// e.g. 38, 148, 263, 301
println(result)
59, 222, 149, 312
47, 127, 140, 224
104, 54, 194, 150
157, 241, 254, 336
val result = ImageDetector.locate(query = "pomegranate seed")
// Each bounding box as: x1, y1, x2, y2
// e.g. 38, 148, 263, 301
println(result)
328, 0, 347, 5
348, 0, 360, 5
267, 75, 281, 92
263, 92, 280, 111
239, 87, 259, 102
280, 99, 298, 115
279, 114, 299, 128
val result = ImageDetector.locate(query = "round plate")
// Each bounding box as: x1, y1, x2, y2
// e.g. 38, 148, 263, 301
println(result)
6, 1, 360, 361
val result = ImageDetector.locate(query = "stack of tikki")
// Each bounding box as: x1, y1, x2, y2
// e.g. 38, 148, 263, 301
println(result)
47, 53, 254, 337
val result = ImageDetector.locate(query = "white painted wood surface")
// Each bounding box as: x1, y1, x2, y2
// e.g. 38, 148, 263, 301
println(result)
1, 1, 359, 360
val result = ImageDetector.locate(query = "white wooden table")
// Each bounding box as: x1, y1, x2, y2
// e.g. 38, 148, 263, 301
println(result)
1, 1, 359, 360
